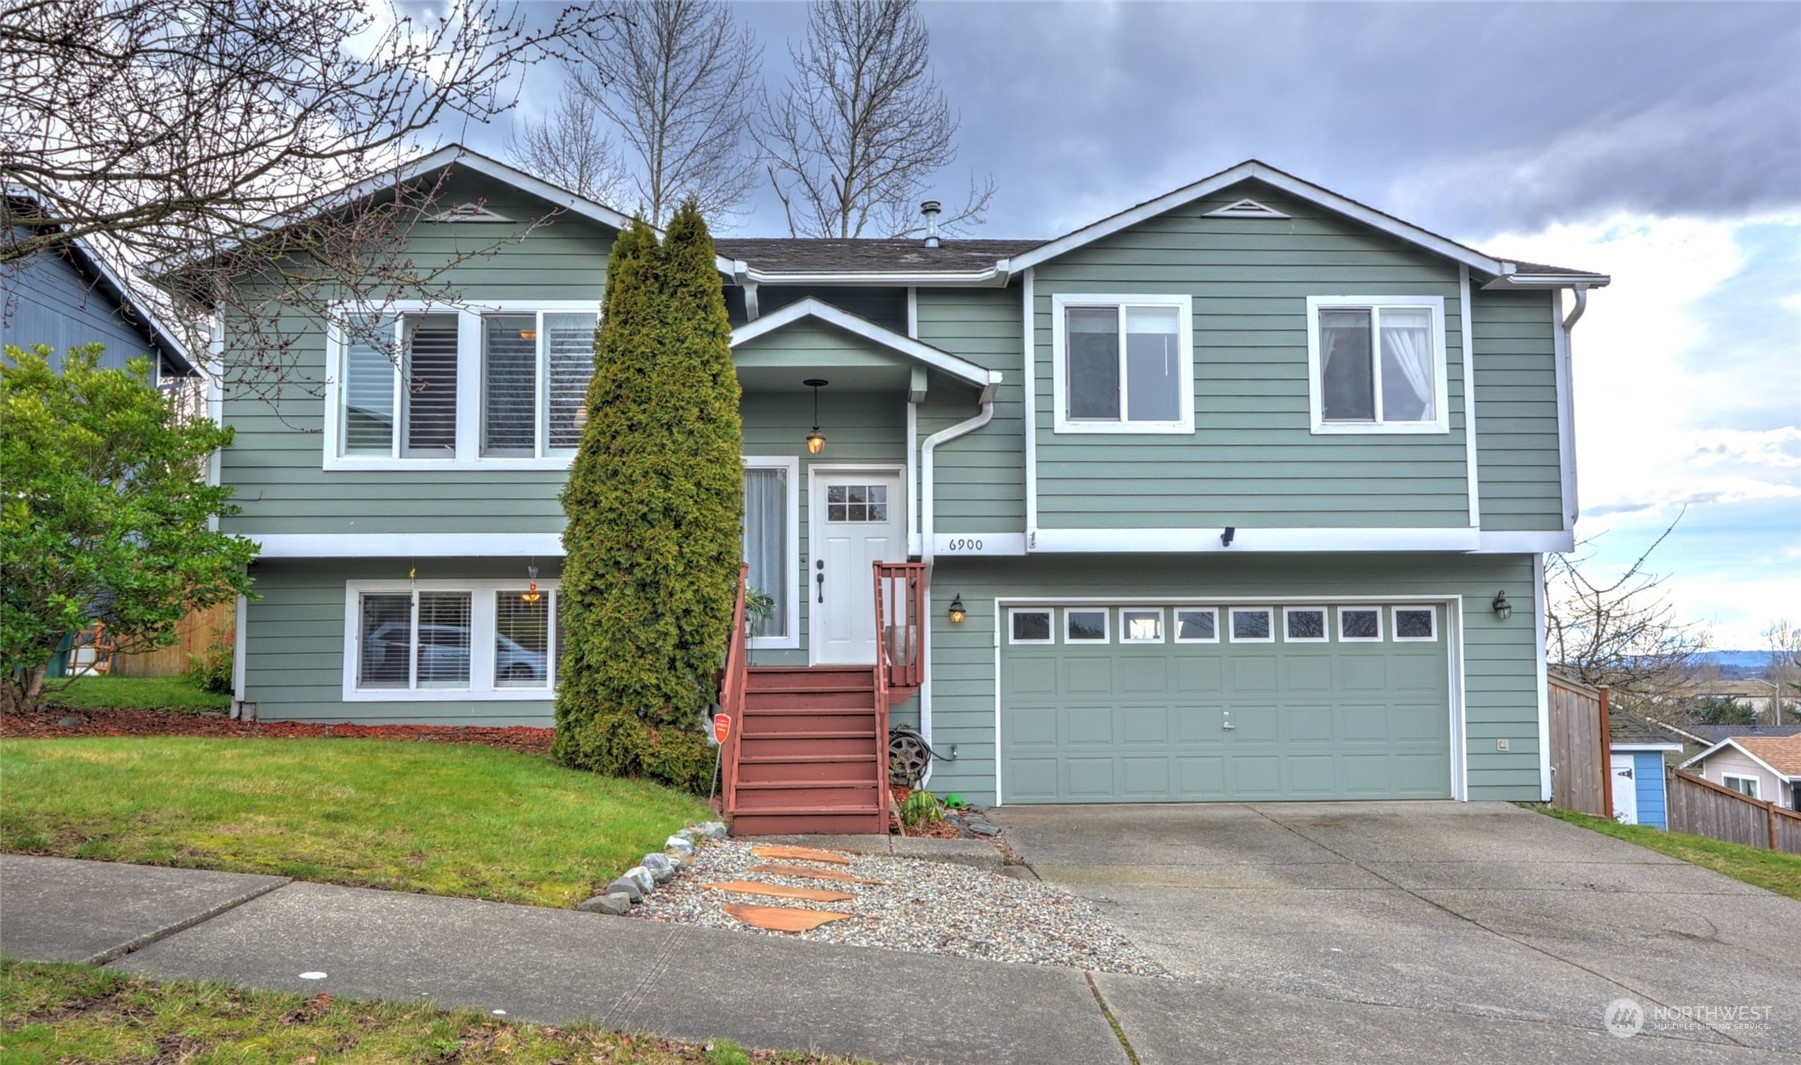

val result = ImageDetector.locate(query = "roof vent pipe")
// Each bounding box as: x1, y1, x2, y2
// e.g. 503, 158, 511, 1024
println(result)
920, 200, 941, 248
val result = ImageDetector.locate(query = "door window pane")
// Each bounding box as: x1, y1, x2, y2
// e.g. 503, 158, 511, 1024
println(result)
1066, 609, 1108, 642
1230, 608, 1272, 641
1066, 307, 1120, 420
483, 314, 537, 456
1339, 608, 1381, 641
1121, 608, 1163, 642
1010, 609, 1052, 643
1124, 306, 1181, 422
1394, 608, 1436, 640
1175, 608, 1217, 642
1286, 608, 1327, 641
495, 591, 550, 688
401, 315, 459, 457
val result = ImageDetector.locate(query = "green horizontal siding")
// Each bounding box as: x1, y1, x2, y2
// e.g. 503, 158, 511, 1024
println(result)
1031, 182, 1472, 531
756, 286, 906, 333
914, 287, 1025, 534
923, 552, 1540, 805
242, 557, 563, 725
218, 171, 610, 537
1472, 288, 1564, 531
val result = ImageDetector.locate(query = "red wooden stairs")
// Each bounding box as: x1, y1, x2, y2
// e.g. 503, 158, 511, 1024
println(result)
719, 562, 925, 836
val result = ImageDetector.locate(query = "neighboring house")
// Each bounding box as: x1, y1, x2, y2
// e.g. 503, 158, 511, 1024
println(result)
1609, 712, 1682, 829
1648, 720, 1801, 759
189, 145, 1609, 818
2, 192, 193, 381
1680, 736, 1801, 811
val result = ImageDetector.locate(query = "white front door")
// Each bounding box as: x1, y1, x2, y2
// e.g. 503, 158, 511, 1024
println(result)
810, 471, 906, 664
1610, 754, 1639, 824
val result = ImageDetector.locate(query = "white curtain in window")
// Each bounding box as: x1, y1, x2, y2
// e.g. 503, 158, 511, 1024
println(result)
743, 467, 788, 638
1379, 308, 1434, 421
545, 313, 598, 450
1124, 305, 1181, 422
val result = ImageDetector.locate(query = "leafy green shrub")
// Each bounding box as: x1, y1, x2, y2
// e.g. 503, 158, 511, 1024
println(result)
553, 203, 743, 793
184, 630, 235, 695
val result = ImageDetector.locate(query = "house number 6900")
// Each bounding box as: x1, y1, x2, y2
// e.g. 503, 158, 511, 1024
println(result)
945, 538, 984, 552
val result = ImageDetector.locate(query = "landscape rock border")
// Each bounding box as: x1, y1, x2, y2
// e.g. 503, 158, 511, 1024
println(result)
577, 820, 726, 914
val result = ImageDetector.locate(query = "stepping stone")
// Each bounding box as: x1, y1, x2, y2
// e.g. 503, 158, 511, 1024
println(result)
703, 880, 856, 903
749, 863, 884, 886
750, 844, 853, 865
723, 903, 857, 933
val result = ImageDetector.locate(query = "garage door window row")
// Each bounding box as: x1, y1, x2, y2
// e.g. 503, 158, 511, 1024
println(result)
1008, 605, 1437, 646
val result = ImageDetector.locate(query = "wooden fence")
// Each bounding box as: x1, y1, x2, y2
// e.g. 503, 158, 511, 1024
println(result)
1667, 770, 1801, 855
107, 601, 234, 678
1547, 674, 1609, 817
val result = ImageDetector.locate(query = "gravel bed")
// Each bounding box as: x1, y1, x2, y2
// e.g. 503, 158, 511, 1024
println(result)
633, 839, 1167, 977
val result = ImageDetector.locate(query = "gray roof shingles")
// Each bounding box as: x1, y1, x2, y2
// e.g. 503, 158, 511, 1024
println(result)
1686, 724, 1801, 745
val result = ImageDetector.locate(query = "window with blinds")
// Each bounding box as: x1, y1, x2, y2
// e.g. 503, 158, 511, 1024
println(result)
483, 315, 538, 456
342, 318, 397, 456
495, 590, 551, 688
401, 315, 459, 457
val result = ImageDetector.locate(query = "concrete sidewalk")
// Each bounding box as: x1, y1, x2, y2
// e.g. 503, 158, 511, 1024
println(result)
0, 854, 1126, 1065
3, 851, 1795, 1064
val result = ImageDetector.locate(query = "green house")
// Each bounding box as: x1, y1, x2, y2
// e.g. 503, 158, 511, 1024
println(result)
201, 146, 1607, 820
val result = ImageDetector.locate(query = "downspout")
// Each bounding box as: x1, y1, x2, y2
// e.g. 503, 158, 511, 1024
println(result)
1562, 285, 1589, 331
1555, 285, 1590, 529
916, 378, 999, 783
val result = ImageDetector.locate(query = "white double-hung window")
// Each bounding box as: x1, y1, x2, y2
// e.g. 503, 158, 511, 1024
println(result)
329, 302, 598, 467
1052, 294, 1193, 433
344, 579, 564, 700
1306, 296, 1449, 434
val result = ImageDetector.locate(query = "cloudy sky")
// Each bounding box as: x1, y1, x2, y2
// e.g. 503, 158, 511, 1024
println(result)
481, 1, 1801, 649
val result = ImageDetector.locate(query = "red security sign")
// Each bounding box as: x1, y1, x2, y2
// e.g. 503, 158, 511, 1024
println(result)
713, 713, 731, 745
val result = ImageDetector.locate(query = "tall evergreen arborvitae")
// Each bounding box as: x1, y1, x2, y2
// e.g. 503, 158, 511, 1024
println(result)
553, 203, 744, 791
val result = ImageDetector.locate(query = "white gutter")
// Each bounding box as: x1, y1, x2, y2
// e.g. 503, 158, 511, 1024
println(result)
742, 268, 1012, 288
917, 384, 999, 781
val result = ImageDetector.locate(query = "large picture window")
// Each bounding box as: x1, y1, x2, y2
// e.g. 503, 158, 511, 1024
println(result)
330, 303, 598, 466
1052, 294, 1193, 433
345, 580, 561, 700
1306, 296, 1448, 434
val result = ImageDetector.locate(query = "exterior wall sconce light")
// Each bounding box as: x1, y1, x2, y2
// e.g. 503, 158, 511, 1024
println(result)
1220, 527, 1235, 547
804, 379, 828, 455
1492, 590, 1512, 620
948, 594, 966, 624
522, 565, 542, 604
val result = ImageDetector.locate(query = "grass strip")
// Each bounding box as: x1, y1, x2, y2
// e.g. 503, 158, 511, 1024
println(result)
41, 675, 230, 712
0, 737, 711, 908
1536, 806, 1801, 900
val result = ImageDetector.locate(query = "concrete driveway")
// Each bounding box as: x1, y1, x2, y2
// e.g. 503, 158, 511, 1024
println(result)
991, 801, 1801, 1062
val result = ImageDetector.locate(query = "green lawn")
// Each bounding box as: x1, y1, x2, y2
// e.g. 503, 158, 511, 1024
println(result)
1538, 807, 1801, 901
0, 737, 712, 907
0, 958, 863, 1064
40, 674, 230, 712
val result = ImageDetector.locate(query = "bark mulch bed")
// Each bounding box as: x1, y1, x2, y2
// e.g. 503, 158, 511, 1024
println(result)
1, 704, 554, 755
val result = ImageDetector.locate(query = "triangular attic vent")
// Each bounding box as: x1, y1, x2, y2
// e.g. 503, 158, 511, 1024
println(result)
428, 202, 513, 223
1203, 198, 1288, 220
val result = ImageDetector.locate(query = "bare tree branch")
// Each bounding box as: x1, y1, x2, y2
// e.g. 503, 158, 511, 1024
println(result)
753, 0, 994, 238
505, 88, 631, 206
562, 0, 760, 227
1, 0, 612, 410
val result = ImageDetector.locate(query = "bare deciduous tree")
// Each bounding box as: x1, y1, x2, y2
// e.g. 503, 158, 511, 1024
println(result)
563, 0, 760, 226
1765, 618, 1800, 726
505, 88, 632, 206
756, 0, 994, 239
1545, 518, 1709, 715
1, 0, 610, 405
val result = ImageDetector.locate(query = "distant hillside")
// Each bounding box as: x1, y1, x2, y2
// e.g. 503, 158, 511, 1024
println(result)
1696, 650, 1777, 669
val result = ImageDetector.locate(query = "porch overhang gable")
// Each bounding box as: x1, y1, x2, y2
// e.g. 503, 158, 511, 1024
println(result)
730, 297, 1001, 397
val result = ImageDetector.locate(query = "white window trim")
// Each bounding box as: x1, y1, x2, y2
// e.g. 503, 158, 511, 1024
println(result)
1393, 606, 1439, 642
1283, 606, 1330, 643
1721, 773, 1760, 799
1119, 607, 1166, 644
1229, 607, 1275, 643
1008, 608, 1056, 645
342, 578, 561, 701
1050, 292, 1194, 434
1338, 606, 1384, 642
1173, 607, 1220, 644
744, 455, 801, 650
322, 299, 600, 471
1306, 295, 1450, 435
1064, 607, 1111, 643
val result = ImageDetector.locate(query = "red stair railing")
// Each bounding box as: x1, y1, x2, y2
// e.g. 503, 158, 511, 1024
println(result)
719, 563, 750, 815
873, 562, 927, 695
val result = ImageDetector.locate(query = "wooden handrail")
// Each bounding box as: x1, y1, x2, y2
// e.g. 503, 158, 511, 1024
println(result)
873, 562, 927, 692
719, 563, 750, 815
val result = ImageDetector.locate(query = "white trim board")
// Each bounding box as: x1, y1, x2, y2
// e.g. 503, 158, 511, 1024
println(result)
1029, 527, 1481, 552
252, 533, 563, 558
730, 297, 1001, 392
